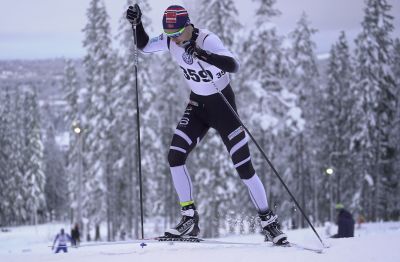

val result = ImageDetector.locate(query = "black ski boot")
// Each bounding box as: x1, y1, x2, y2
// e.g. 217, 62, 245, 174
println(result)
259, 209, 288, 245
164, 203, 200, 237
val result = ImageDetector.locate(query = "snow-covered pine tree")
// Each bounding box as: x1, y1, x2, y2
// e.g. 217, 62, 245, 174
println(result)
0, 89, 14, 225
43, 111, 68, 221
113, 0, 154, 239
238, 0, 304, 226
62, 59, 81, 223
82, 0, 117, 239
287, 12, 320, 227
196, 0, 241, 49
353, 0, 397, 221
0, 87, 28, 226
63, 59, 80, 126
319, 32, 359, 219
0, 90, 6, 224
22, 88, 46, 225
392, 39, 400, 219
13, 88, 27, 224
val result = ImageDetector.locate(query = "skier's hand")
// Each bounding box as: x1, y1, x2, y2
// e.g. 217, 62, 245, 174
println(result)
126, 4, 142, 25
183, 40, 210, 61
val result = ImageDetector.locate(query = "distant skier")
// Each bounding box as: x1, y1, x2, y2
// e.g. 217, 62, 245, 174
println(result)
331, 204, 355, 238
70, 223, 81, 247
52, 228, 72, 253
126, 4, 288, 245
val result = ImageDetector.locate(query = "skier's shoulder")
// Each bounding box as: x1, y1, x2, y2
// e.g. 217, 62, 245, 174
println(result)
196, 28, 233, 58
196, 28, 216, 46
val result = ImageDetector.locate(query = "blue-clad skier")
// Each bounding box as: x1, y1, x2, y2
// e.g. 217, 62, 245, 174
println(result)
52, 228, 72, 253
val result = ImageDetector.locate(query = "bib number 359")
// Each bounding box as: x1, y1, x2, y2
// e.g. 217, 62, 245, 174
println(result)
179, 66, 217, 82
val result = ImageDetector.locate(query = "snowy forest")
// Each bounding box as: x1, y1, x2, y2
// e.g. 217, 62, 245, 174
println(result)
0, 0, 399, 242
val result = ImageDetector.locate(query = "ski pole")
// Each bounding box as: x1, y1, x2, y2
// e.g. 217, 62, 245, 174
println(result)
129, 6, 145, 240
196, 60, 326, 248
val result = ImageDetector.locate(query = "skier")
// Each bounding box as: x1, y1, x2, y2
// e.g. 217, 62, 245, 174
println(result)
126, 4, 288, 245
70, 223, 81, 247
52, 228, 72, 253
331, 203, 355, 238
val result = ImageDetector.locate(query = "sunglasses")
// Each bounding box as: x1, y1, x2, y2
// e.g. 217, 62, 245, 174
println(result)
164, 27, 185, 39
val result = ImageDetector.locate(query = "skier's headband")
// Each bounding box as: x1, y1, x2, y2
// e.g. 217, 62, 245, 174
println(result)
162, 5, 190, 30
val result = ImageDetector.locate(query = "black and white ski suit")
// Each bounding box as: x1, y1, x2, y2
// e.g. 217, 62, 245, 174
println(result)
135, 23, 270, 213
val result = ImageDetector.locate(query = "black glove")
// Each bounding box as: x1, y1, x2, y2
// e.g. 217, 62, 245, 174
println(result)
183, 40, 210, 61
126, 4, 142, 25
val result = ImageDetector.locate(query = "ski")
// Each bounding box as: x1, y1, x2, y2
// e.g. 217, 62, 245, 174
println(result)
141, 236, 259, 245
278, 242, 324, 254
58, 236, 324, 253
140, 236, 324, 253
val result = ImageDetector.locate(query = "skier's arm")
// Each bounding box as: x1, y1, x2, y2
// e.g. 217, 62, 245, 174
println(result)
185, 34, 240, 73
135, 22, 150, 50
52, 234, 59, 248
126, 4, 168, 53
197, 51, 240, 73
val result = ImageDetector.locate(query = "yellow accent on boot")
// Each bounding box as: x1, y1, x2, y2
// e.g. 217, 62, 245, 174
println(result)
180, 201, 194, 207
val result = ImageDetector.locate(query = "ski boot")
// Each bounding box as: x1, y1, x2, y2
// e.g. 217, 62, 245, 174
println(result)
164, 203, 200, 237
260, 209, 288, 246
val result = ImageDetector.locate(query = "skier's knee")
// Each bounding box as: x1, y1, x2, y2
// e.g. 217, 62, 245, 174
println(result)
168, 149, 187, 167
236, 161, 255, 179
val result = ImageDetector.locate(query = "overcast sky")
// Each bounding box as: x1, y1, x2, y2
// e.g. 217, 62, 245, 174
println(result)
0, 0, 399, 60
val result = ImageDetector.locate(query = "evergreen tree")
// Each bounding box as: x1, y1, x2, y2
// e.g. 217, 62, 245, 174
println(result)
319, 32, 359, 220
353, 0, 397, 220
392, 39, 400, 219
0, 89, 14, 225
62, 59, 81, 223
288, 12, 320, 227
197, 0, 241, 49
238, 0, 303, 229
112, 0, 153, 239
22, 88, 46, 225
63, 59, 80, 125
43, 104, 68, 221
82, 0, 117, 238
13, 88, 27, 224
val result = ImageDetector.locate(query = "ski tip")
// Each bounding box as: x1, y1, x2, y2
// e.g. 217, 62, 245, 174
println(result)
282, 242, 325, 254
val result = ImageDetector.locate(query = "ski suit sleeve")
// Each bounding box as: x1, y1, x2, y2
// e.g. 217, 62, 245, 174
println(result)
135, 22, 149, 50
201, 34, 240, 73
141, 33, 169, 53
135, 22, 168, 53
53, 234, 59, 247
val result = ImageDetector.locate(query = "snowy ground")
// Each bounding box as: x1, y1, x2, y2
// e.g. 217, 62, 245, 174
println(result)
1, 221, 400, 262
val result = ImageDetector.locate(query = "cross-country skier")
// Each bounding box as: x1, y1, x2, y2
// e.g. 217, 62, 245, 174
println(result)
126, 4, 288, 245
52, 228, 72, 253
331, 204, 355, 238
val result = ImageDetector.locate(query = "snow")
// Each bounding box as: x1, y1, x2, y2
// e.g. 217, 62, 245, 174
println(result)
1, 222, 400, 262
364, 174, 374, 186
55, 132, 70, 148
317, 53, 330, 60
